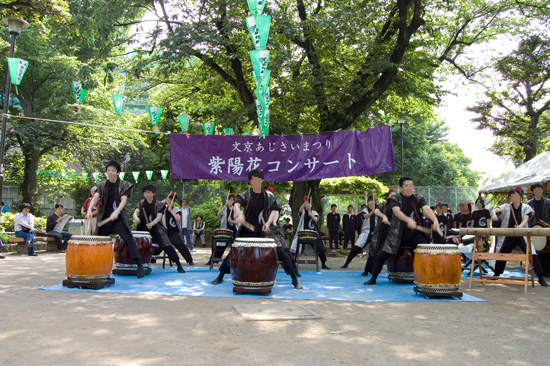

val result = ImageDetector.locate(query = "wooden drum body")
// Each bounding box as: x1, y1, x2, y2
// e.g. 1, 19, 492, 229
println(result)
413, 244, 463, 297
113, 231, 152, 276
230, 238, 278, 294
386, 247, 415, 283
63, 236, 115, 289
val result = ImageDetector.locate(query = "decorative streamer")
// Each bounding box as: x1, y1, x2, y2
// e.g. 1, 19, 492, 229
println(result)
178, 114, 190, 138
119, 172, 126, 180
145, 171, 153, 180
223, 128, 234, 135
71, 81, 87, 114
7, 57, 29, 94
148, 106, 162, 133
202, 122, 215, 135
161, 170, 169, 180
132, 171, 140, 183
92, 172, 100, 181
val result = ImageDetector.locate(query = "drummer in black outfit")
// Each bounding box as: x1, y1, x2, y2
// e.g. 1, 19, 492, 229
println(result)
163, 193, 194, 265
211, 169, 303, 289
527, 182, 550, 276
297, 199, 330, 269
433, 203, 447, 244
133, 185, 186, 273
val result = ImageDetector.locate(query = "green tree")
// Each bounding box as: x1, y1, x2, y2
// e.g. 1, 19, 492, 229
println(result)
468, 35, 550, 164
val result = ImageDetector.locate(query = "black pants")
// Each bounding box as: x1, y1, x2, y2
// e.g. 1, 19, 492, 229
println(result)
99, 220, 139, 260
494, 236, 544, 275
343, 245, 363, 266
329, 229, 339, 249
168, 231, 194, 264
343, 231, 355, 249
370, 231, 426, 281
149, 228, 182, 267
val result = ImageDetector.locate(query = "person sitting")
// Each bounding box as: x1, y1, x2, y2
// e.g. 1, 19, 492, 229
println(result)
46, 203, 73, 253
14, 203, 38, 256
191, 215, 206, 247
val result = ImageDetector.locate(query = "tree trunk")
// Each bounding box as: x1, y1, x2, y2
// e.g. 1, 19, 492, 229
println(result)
20, 151, 40, 211
289, 180, 322, 234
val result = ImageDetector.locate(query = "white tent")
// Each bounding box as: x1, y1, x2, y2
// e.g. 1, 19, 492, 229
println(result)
479, 151, 550, 194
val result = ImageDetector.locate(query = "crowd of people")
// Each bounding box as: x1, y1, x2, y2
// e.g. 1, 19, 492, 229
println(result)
4, 161, 549, 290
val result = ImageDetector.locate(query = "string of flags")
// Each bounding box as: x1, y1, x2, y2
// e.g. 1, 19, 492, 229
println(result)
5, 55, 263, 136
35, 169, 170, 183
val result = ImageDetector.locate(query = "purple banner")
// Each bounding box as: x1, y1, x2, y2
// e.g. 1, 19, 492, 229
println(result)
170, 126, 394, 181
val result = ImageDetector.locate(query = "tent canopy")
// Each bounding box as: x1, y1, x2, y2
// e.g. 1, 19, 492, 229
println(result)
479, 152, 550, 194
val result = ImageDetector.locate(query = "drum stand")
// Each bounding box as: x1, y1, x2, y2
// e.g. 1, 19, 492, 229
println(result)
209, 236, 232, 270
295, 237, 319, 272
413, 286, 463, 299
112, 266, 152, 276
62, 277, 115, 290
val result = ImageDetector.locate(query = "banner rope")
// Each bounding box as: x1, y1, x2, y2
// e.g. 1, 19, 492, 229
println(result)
2, 114, 170, 135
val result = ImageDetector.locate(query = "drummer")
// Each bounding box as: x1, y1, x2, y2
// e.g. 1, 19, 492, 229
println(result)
210, 169, 303, 289
364, 176, 439, 285
491, 186, 548, 286
290, 197, 330, 269
86, 161, 145, 278
161, 192, 194, 265
133, 185, 186, 273
206, 193, 239, 266
340, 195, 376, 268
527, 182, 550, 276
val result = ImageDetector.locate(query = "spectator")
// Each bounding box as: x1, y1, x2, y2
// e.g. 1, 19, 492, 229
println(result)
14, 203, 38, 256
1, 201, 8, 214
326, 204, 341, 249
179, 198, 194, 251
81, 186, 98, 234
47, 203, 73, 253
191, 215, 206, 247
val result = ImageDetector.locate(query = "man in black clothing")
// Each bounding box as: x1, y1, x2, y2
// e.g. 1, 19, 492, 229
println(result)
211, 169, 303, 289
46, 203, 72, 252
133, 185, 186, 273
364, 176, 439, 285
86, 161, 145, 278
342, 205, 356, 249
326, 204, 340, 249
163, 193, 194, 265
527, 182, 550, 276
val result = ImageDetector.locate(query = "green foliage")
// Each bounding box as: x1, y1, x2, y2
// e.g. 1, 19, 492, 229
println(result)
468, 35, 550, 163
189, 201, 220, 235
320, 177, 387, 197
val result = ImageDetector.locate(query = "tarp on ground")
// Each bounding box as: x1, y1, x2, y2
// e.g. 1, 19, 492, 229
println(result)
479, 151, 550, 194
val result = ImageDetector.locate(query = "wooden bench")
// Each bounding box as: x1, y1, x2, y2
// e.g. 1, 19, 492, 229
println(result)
459, 227, 550, 293
8, 236, 58, 254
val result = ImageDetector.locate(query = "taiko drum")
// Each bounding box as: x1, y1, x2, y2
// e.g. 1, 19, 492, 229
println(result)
65, 236, 113, 282
413, 243, 462, 294
114, 231, 152, 269
230, 238, 278, 294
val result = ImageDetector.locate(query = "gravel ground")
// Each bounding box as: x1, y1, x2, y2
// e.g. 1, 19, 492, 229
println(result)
0, 248, 548, 366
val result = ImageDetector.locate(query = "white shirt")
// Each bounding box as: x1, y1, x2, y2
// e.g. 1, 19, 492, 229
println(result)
14, 212, 34, 232
181, 208, 189, 229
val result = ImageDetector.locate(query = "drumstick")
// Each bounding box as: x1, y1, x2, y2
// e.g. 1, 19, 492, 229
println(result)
142, 208, 150, 224
415, 224, 444, 238
97, 217, 111, 228
242, 220, 255, 232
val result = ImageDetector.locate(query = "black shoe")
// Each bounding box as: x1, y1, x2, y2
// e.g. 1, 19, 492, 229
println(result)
28, 253, 37, 256
322, 264, 331, 270
544, 272, 550, 278
0, 254, 5, 259
363, 278, 377, 285
340, 264, 348, 269
136, 264, 145, 279
177, 266, 186, 273
360, 271, 369, 276
150, 257, 157, 264
211, 276, 224, 285
188, 262, 194, 265
538, 276, 549, 287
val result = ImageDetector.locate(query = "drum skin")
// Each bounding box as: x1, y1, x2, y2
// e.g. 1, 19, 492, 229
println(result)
230, 238, 278, 288
298, 230, 317, 238
114, 231, 152, 267
66, 236, 113, 280
214, 229, 234, 238
386, 247, 415, 283
414, 244, 461, 292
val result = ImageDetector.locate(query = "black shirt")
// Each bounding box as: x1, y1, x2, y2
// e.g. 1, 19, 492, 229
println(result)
391, 194, 426, 241
165, 207, 179, 236
46, 213, 60, 232
471, 209, 491, 228
436, 214, 447, 233
459, 212, 473, 228
532, 199, 543, 222
103, 180, 118, 219
508, 204, 524, 228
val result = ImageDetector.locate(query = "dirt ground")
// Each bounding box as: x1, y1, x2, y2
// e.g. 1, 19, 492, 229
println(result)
1, 247, 548, 366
